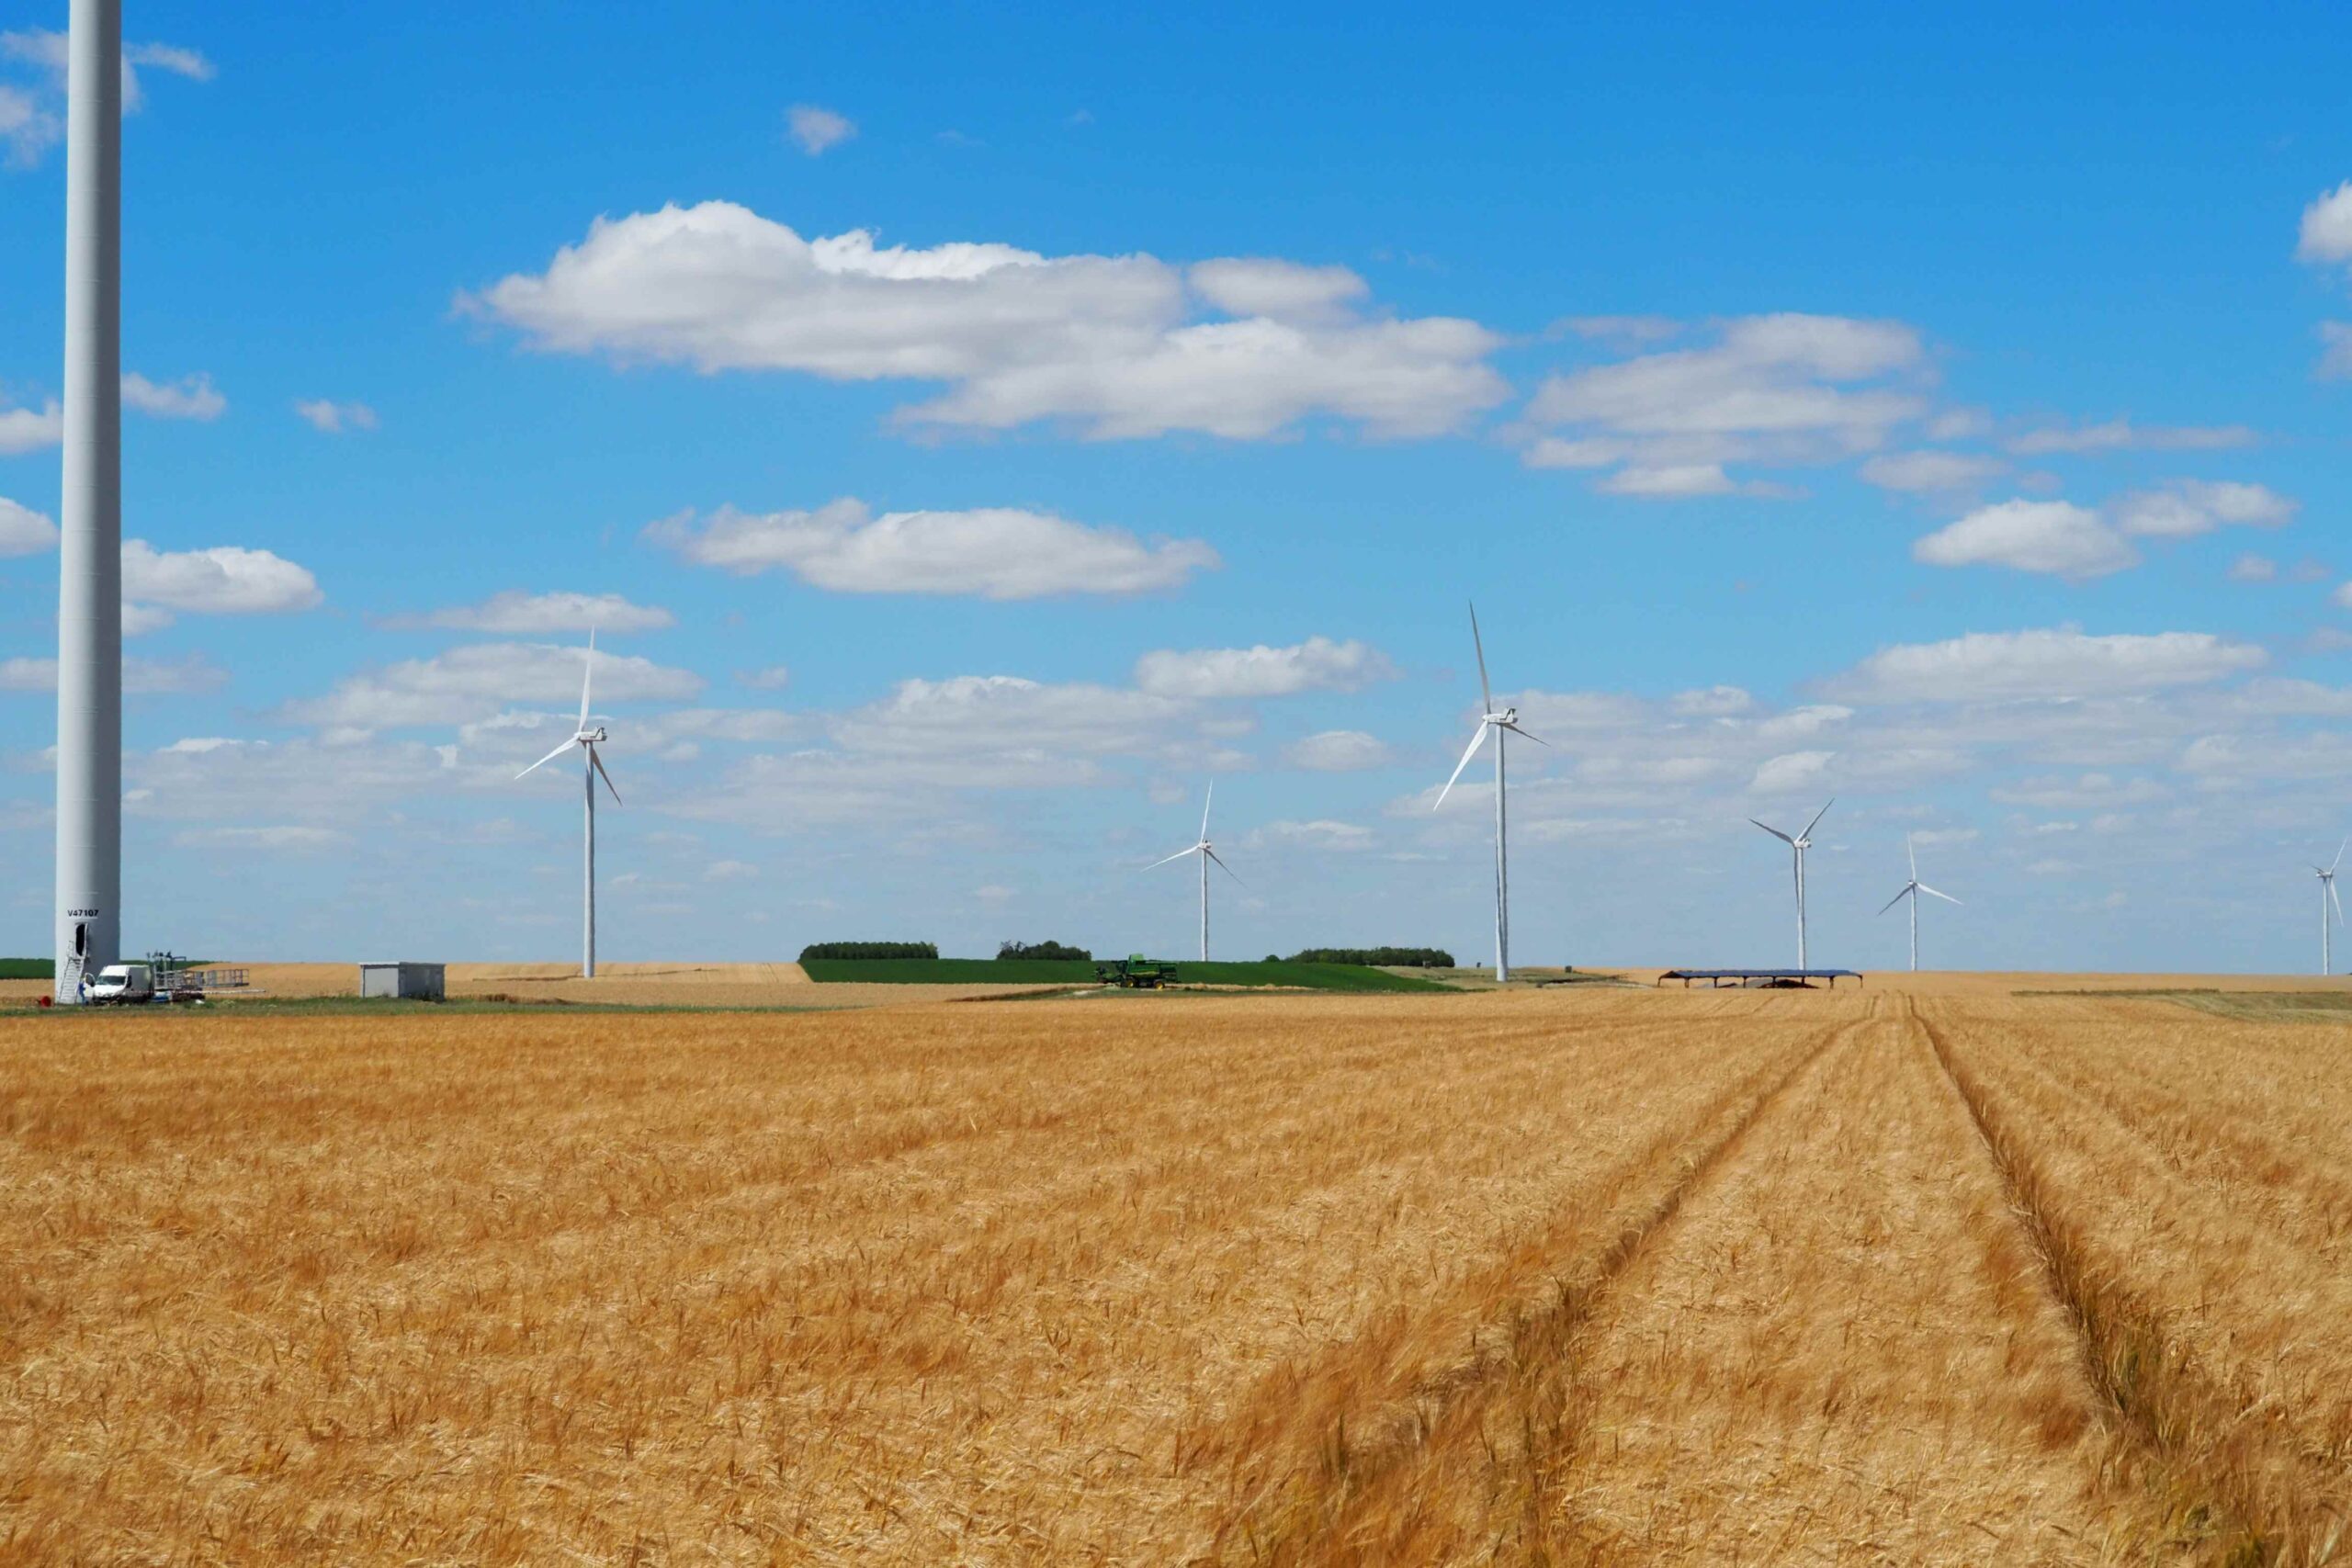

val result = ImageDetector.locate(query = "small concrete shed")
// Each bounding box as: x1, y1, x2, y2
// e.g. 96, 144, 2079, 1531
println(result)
359, 962, 446, 1000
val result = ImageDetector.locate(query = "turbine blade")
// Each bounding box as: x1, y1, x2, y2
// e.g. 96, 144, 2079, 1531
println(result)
1917, 884, 1961, 905
2334, 837, 2347, 874
2334, 880, 2346, 926
514, 738, 575, 781
1201, 779, 1214, 843
1204, 846, 1245, 886
1907, 833, 1917, 880
1498, 720, 1549, 748
1469, 602, 1492, 715
589, 743, 621, 806
1800, 796, 1835, 842
1145, 844, 1203, 871
1433, 722, 1490, 811
1748, 818, 1795, 846
1878, 886, 1913, 916
579, 627, 596, 732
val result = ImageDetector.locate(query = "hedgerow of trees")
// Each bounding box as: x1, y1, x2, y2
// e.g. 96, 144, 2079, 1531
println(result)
997, 940, 1092, 961
797, 942, 939, 961
1286, 946, 1456, 967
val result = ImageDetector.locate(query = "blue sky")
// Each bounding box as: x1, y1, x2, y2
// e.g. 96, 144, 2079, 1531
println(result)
5, 3, 2352, 972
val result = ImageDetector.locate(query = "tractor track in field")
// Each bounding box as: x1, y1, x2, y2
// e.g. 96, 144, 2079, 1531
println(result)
1915, 999, 2280, 1565
1216, 1006, 1867, 1564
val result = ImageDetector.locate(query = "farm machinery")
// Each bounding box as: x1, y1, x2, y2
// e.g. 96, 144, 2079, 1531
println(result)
1093, 953, 1179, 988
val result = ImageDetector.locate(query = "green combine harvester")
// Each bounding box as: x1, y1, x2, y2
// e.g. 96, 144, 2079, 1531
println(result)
1094, 953, 1178, 988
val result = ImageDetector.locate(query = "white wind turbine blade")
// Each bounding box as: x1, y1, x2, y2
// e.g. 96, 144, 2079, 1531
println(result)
2333, 880, 2346, 926
1749, 818, 1795, 846
1907, 833, 1917, 881
1204, 846, 1245, 886
578, 626, 596, 733
1917, 884, 1961, 905
1201, 779, 1214, 844
2333, 837, 2347, 874
515, 737, 576, 781
588, 743, 621, 806
1498, 719, 1549, 747
1798, 796, 1835, 843
1434, 721, 1491, 810
1878, 885, 1914, 916
1146, 843, 1204, 872
1468, 602, 1493, 715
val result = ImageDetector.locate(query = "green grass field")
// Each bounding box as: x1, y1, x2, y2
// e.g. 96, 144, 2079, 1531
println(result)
799, 958, 1449, 992
0, 958, 51, 980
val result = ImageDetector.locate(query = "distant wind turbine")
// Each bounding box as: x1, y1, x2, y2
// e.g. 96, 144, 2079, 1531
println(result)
1148, 781, 1240, 961
1878, 832, 1960, 972
1433, 604, 1546, 982
515, 630, 622, 978
1749, 798, 1834, 970
2313, 840, 2346, 976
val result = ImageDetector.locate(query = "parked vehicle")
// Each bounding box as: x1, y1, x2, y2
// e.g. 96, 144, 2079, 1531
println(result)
87, 963, 155, 1004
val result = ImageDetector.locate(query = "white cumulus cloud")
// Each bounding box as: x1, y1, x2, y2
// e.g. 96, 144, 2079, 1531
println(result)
2296, 180, 2352, 267
461, 201, 1508, 440
1521, 313, 1931, 495
398, 590, 673, 634
786, 104, 854, 155
0, 398, 62, 454
1280, 729, 1395, 771
1859, 450, 2007, 492
0, 496, 57, 556
173, 825, 347, 853
644, 497, 1218, 598
293, 399, 378, 434
121, 371, 224, 421
1912, 500, 2137, 579
1134, 636, 1397, 699
2003, 419, 2256, 456
1820, 627, 2267, 704
280, 642, 705, 731
2109, 479, 2295, 537
122, 540, 322, 615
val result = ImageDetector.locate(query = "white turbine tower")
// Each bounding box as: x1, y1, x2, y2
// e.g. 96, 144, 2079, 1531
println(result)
1749, 798, 1834, 970
515, 632, 621, 978
1878, 832, 1961, 972
1433, 604, 1546, 983
2312, 840, 2346, 976
1148, 782, 1239, 961
53, 0, 122, 1004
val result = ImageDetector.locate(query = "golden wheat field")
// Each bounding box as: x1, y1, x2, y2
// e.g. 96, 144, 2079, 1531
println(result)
2, 985, 2349, 1565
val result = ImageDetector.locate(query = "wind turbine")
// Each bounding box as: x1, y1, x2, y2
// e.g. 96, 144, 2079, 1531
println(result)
1749, 798, 1834, 970
515, 630, 621, 978
1148, 781, 1239, 961
1433, 604, 1546, 982
2312, 840, 2346, 976
1878, 832, 1960, 972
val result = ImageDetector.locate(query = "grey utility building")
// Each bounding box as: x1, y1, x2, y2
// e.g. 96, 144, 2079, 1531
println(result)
359, 962, 446, 1000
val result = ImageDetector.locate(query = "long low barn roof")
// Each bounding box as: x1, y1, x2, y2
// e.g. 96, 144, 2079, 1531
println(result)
1657, 968, 1862, 979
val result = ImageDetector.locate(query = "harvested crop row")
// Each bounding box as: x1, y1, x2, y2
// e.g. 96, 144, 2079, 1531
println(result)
0, 992, 1805, 1564
1199, 1007, 1836, 1559
1951, 1001, 2352, 1268
1294, 997, 2218, 1565
1929, 1004, 2352, 1561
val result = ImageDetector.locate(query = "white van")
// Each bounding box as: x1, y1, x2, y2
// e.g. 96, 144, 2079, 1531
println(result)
88, 963, 155, 1004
